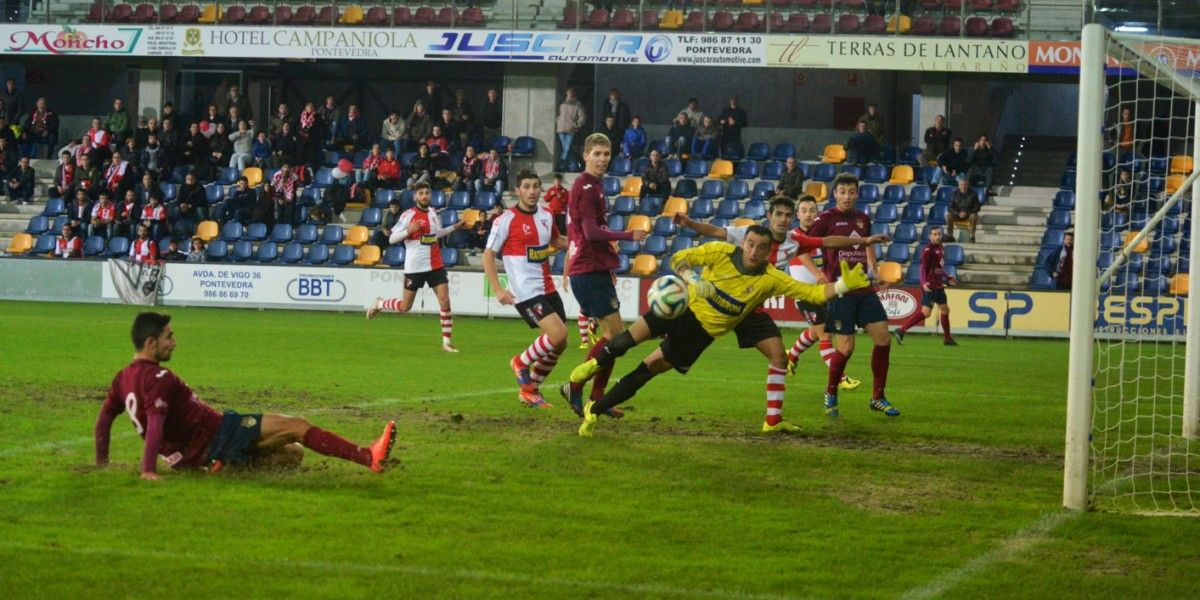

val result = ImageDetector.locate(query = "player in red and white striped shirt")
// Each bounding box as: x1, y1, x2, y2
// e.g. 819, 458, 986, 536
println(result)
483, 169, 569, 408
366, 182, 465, 352
129, 224, 158, 264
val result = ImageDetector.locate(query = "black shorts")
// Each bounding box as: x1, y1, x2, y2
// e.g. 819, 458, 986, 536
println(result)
795, 300, 827, 326
921, 288, 948, 308
569, 270, 620, 319
826, 291, 889, 335
206, 411, 263, 467
643, 307, 715, 374
733, 309, 782, 348
516, 292, 567, 329
405, 267, 449, 292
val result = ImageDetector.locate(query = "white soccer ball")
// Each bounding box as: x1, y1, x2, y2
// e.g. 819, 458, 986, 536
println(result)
647, 275, 689, 319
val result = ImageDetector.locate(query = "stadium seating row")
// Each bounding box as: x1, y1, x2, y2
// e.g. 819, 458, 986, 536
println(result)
559, 8, 1018, 36
88, 3, 487, 26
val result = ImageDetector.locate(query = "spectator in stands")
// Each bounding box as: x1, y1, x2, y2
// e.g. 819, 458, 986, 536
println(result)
777, 156, 805, 199
0, 78, 24, 124
600, 88, 631, 134
479, 88, 502, 143
0, 115, 13, 147
692, 115, 718, 160
268, 103, 291, 138
451, 88, 474, 148
598, 115, 622, 153
356, 143, 384, 192
937, 137, 969, 186
90, 191, 116, 238
177, 170, 206, 219
337, 104, 369, 150
858, 103, 884, 145
61, 136, 86, 168
121, 137, 143, 182
228, 120, 254, 171
406, 144, 433, 190
76, 153, 99, 198
968, 134, 997, 195
129, 117, 150, 152
158, 119, 179, 164
920, 114, 951, 167
0, 137, 12, 187
665, 112, 694, 159
406, 102, 434, 149
436, 109, 459, 152
380, 110, 406, 158
1048, 230, 1072, 290
297, 101, 321, 168
141, 192, 169, 240
26, 97, 58, 159
377, 147, 402, 189
1110, 107, 1139, 157
272, 121, 300, 168
320, 168, 352, 224
544, 173, 568, 233
220, 84, 253, 123
105, 98, 132, 148
68, 189, 91, 236
252, 131, 272, 168
1106, 168, 1133, 213
318, 96, 339, 146
134, 172, 159, 206
270, 162, 300, 226
162, 239, 188, 261
181, 122, 208, 167
49, 150, 75, 200
223, 176, 256, 224
56, 224, 82, 259
718, 95, 748, 153
681, 98, 704, 128
5, 155, 34, 204
947, 177, 980, 243
129, 224, 157, 263
622, 116, 647, 159
425, 125, 451, 170
455, 145, 480, 194
174, 174, 209, 234
845, 120, 879, 165
87, 117, 112, 163
208, 123, 232, 170
188, 238, 206, 263
114, 189, 139, 238
640, 149, 670, 199
160, 102, 178, 131
101, 149, 130, 194
556, 87, 586, 170
470, 202, 505, 250
477, 148, 507, 195
140, 134, 170, 179
418, 80, 444, 117
371, 198, 403, 249
138, 118, 160, 148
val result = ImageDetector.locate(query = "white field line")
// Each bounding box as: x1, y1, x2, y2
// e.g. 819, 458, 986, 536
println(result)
0, 541, 797, 600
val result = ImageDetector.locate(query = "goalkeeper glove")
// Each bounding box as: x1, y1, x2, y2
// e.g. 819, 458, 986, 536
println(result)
679, 268, 717, 300
834, 260, 870, 297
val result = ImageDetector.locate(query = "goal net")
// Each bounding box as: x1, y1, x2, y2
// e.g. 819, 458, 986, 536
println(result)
1065, 25, 1200, 514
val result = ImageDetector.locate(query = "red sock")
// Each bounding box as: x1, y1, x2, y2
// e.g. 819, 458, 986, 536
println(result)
788, 329, 817, 364
301, 427, 371, 467
570, 337, 608, 396
577, 314, 590, 342
765, 366, 787, 425
940, 313, 952, 341
871, 345, 891, 400
826, 350, 849, 396
381, 298, 403, 312
819, 339, 835, 368
899, 311, 924, 334
591, 363, 615, 401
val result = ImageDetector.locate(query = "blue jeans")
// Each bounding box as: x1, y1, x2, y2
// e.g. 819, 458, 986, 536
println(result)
558, 132, 574, 163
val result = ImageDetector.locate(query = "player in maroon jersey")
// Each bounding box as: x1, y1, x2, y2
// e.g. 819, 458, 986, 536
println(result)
559, 133, 647, 418
895, 225, 958, 345
806, 173, 899, 418
95, 312, 397, 480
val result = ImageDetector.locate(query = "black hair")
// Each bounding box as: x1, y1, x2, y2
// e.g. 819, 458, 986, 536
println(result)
833, 172, 860, 190
768, 196, 795, 214
515, 169, 540, 186
131, 312, 171, 350
746, 224, 772, 240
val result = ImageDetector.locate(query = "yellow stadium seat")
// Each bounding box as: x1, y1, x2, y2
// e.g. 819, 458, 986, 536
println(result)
709, 159, 735, 179
886, 15, 911, 33
344, 225, 370, 248
878, 261, 903, 284
242, 167, 264, 188
630, 254, 658, 277
339, 4, 364, 24
889, 165, 915, 185
5, 233, 32, 254
804, 182, 828, 200
1123, 232, 1149, 254
733, 217, 758, 228
354, 244, 381, 266
198, 3, 217, 23
621, 176, 643, 197
661, 197, 688, 217
1164, 174, 1186, 195
821, 144, 846, 164
1169, 156, 1194, 175
626, 214, 652, 233
1170, 273, 1190, 296
659, 9, 683, 29
742, 0, 764, 5
461, 208, 482, 228
194, 220, 219, 243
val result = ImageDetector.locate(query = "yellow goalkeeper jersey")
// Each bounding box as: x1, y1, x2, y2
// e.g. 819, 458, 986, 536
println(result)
669, 242, 829, 338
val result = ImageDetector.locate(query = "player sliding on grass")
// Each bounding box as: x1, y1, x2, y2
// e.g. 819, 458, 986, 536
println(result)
95, 312, 397, 479
483, 169, 570, 409
672, 196, 886, 430
367, 181, 466, 352
570, 225, 872, 437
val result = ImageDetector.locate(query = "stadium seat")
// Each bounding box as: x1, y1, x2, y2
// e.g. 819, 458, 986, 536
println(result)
24, 215, 49, 236
219, 221, 244, 242
927, 205, 948, 226
342, 225, 369, 248
859, 184, 880, 203
253, 242, 278, 263
837, 13, 861, 33
320, 226, 345, 246
290, 223, 315, 246
603, 176, 622, 196
662, 197, 688, 217
651, 216, 676, 237
715, 199, 741, 219
874, 204, 898, 223
747, 143, 771, 162
611, 9, 637, 29
42, 198, 67, 217
586, 8, 611, 28
900, 204, 925, 223
735, 161, 760, 180
751, 181, 776, 200
639, 196, 664, 216
884, 244, 910, 263
811, 12, 832, 32
840, 164, 863, 179
772, 144, 796, 161
558, 6, 580, 27
330, 245, 356, 266
1042, 229, 1065, 248
1170, 274, 1190, 296
441, 247, 461, 267
279, 242, 304, 264
627, 214, 652, 233
429, 190, 448, 210
761, 161, 783, 180
883, 185, 907, 204
1123, 231, 1149, 254
1165, 174, 1187, 195
1047, 210, 1072, 230
674, 178, 698, 199
821, 144, 846, 164
357, 208, 382, 229
665, 159, 683, 178
699, 179, 726, 200
943, 244, 965, 267
242, 167, 264, 188
1029, 269, 1054, 290
892, 223, 917, 244
381, 245, 406, 268
230, 240, 254, 262
684, 160, 709, 179
439, 210, 459, 229
441, 191, 467, 211
1053, 191, 1075, 210
889, 165, 915, 185
630, 254, 658, 276
804, 182, 828, 200
354, 245, 382, 266
612, 196, 636, 216
709, 160, 735, 180
643, 234, 669, 257
608, 215, 626, 231
742, 200, 766, 220
939, 15, 961, 35
1169, 155, 1194, 175
724, 180, 749, 201
618, 239, 642, 255
609, 157, 632, 177
622, 176, 644, 197
811, 164, 837, 183
907, 185, 931, 205
5, 233, 33, 255
688, 198, 714, 219
412, 6, 436, 26
878, 261, 903, 284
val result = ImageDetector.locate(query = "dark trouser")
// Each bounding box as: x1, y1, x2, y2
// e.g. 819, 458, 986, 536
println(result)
5, 183, 32, 203
275, 201, 297, 227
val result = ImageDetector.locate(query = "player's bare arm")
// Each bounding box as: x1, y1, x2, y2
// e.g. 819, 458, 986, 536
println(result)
672, 213, 728, 240
482, 248, 515, 305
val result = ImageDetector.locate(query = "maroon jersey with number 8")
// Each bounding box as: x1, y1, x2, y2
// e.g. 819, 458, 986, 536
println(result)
101, 359, 223, 469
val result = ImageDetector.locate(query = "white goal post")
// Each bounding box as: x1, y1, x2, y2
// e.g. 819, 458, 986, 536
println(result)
1064, 23, 1200, 513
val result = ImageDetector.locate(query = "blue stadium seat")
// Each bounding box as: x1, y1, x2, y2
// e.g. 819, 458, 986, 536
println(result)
300, 186, 323, 207
511, 136, 536, 158
254, 242, 278, 263
673, 178, 698, 198
429, 190, 447, 210
859, 184, 880, 203
670, 236, 693, 254
900, 204, 925, 223
440, 210, 459, 228
83, 236, 107, 256
608, 157, 632, 177
612, 196, 635, 216
351, 150, 370, 168
474, 191, 498, 211
603, 176, 622, 196
242, 222, 268, 242
1149, 156, 1168, 174
699, 179, 725, 200
862, 164, 888, 184
382, 245, 406, 267
1029, 268, 1054, 289
25, 215, 48, 235
688, 198, 713, 220
709, 218, 730, 229
772, 144, 796, 161
616, 254, 631, 274
321, 226, 345, 246
900, 146, 922, 165
1042, 229, 1065, 248
665, 159, 683, 178
1178, 257, 1190, 274
491, 136, 512, 154
761, 161, 783, 181
294, 223, 318, 245
330, 245, 355, 266
443, 230, 469, 250
1152, 234, 1178, 255
883, 184, 906, 204
216, 167, 238, 186
1059, 171, 1076, 190
725, 180, 749, 201
220, 221, 244, 242
684, 160, 709, 178
1098, 231, 1119, 249
608, 215, 626, 231
440, 247, 459, 267
747, 142, 771, 162
742, 200, 766, 220
871, 222, 891, 238
874, 204, 898, 223
892, 223, 917, 244
372, 188, 394, 209
51, 215, 69, 233
643, 235, 668, 256
734, 161, 759, 180
449, 191, 471, 211
1144, 255, 1173, 277
927, 205, 947, 226
42, 198, 66, 216
921, 166, 942, 186
203, 239, 227, 261
313, 169, 334, 188
230, 240, 254, 262
1157, 217, 1180, 236
648, 140, 668, 157
24, 233, 52, 255
639, 196, 664, 216
201, 184, 221, 205
170, 165, 191, 184
156, 238, 172, 256
715, 199, 741, 219
909, 185, 932, 204
840, 164, 862, 179
811, 163, 836, 182
904, 262, 921, 285
943, 244, 964, 266
751, 181, 776, 200
279, 242, 304, 264
855, 201, 871, 215
358, 208, 382, 228
885, 243, 910, 263
1053, 191, 1075, 210
1047, 210, 1072, 229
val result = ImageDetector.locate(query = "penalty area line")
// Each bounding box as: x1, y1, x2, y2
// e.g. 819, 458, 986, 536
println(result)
0, 541, 797, 600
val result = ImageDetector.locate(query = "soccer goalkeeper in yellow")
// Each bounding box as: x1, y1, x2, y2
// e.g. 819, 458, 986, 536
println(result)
570, 224, 872, 437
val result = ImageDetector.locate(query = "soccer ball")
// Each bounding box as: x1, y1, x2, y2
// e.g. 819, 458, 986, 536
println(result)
647, 275, 689, 319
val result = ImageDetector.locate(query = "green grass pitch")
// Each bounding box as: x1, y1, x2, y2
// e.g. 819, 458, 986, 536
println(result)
1, 300, 1198, 598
